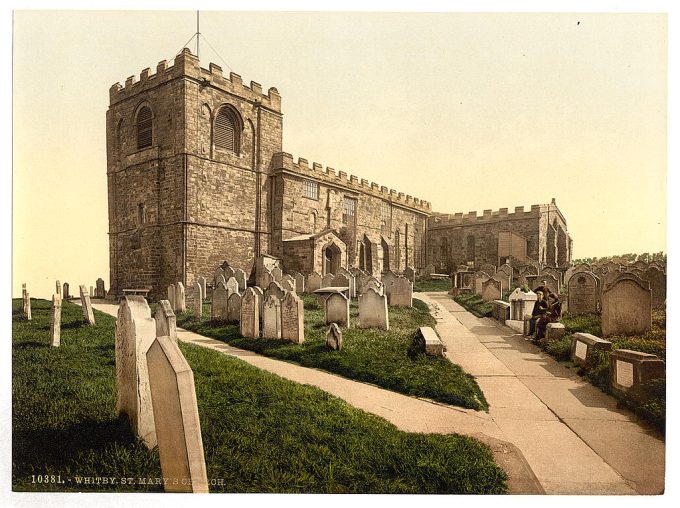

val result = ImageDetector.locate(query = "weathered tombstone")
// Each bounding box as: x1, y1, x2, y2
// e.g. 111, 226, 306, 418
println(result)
175, 282, 186, 313
280, 274, 296, 293
332, 273, 350, 289
293, 272, 305, 294
225, 276, 240, 298
213, 267, 225, 286
325, 292, 350, 327
389, 276, 413, 307
567, 271, 599, 315
252, 286, 265, 321
265, 281, 286, 303
610, 349, 665, 393
601, 274, 652, 337
262, 295, 282, 339
358, 288, 389, 330
509, 288, 537, 320
96, 278, 105, 298
325, 323, 343, 350
79, 284, 96, 325
146, 335, 209, 493
115, 296, 157, 448
281, 291, 305, 344
240, 288, 260, 338
155, 300, 177, 342
411, 327, 444, 356
424, 263, 436, 277
642, 267, 666, 309
56, 280, 61, 296
365, 277, 384, 296
403, 266, 415, 282
216, 274, 228, 290
321, 273, 334, 288
193, 281, 203, 319
497, 264, 513, 287
226, 292, 242, 322
167, 284, 176, 311
532, 275, 558, 296
481, 278, 502, 302
474, 272, 491, 296
197, 276, 207, 299
478, 263, 497, 275
211, 282, 229, 321
233, 268, 247, 292
271, 266, 283, 282
49, 294, 62, 347
223, 265, 235, 280
571, 332, 612, 368
258, 268, 274, 289
546, 322, 566, 341
306, 272, 322, 293
491, 300, 511, 323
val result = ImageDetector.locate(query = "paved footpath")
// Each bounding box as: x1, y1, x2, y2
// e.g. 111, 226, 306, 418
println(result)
91, 295, 664, 495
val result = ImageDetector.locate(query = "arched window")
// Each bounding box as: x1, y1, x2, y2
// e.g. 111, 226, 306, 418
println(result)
440, 237, 448, 261
214, 106, 241, 153
466, 235, 475, 262
136, 106, 153, 149
137, 203, 146, 225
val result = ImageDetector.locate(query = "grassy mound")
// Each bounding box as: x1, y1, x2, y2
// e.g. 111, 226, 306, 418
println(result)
177, 296, 488, 411
12, 299, 506, 494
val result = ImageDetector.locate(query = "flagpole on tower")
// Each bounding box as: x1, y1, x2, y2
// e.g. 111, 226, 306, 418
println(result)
196, 10, 200, 60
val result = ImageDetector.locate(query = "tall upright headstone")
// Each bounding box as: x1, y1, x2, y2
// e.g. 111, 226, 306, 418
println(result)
197, 276, 207, 300
62, 282, 70, 299
358, 288, 389, 330
280, 274, 296, 293
321, 273, 334, 288
262, 295, 282, 339
306, 272, 322, 293
567, 272, 599, 315
642, 266, 666, 309
49, 294, 62, 347
211, 282, 229, 321
601, 274, 652, 337
193, 280, 203, 319
167, 284, 176, 311
226, 276, 240, 298
79, 284, 96, 325
281, 291, 305, 344
293, 272, 305, 294
96, 278, 106, 298
147, 335, 209, 493
56, 280, 61, 297
240, 288, 260, 338
22, 284, 31, 321
115, 296, 157, 448
155, 300, 177, 342
233, 268, 247, 292
481, 278, 502, 302
265, 281, 286, 303
227, 292, 242, 322
325, 292, 350, 327
175, 282, 186, 313
388, 275, 413, 307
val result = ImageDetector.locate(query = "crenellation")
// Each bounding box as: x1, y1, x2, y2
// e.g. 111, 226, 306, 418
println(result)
140, 68, 150, 81
229, 71, 243, 87
515, 206, 524, 213
312, 162, 322, 171
338, 171, 347, 180
209, 62, 223, 76
298, 157, 309, 168
381, 186, 388, 194
157, 60, 167, 73
125, 75, 136, 87
250, 80, 262, 95
350, 175, 359, 184
371, 182, 379, 190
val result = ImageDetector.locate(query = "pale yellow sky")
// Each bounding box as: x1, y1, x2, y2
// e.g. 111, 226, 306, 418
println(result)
12, 11, 667, 298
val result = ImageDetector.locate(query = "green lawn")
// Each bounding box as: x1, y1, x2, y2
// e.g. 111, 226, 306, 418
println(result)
12, 299, 507, 493
414, 278, 451, 292
453, 294, 493, 318
177, 295, 488, 411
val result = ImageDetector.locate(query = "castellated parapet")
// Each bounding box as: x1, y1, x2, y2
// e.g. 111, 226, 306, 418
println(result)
271, 152, 431, 214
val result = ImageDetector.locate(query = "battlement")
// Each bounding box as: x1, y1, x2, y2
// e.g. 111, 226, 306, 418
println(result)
272, 152, 431, 213
429, 203, 549, 227
109, 48, 281, 111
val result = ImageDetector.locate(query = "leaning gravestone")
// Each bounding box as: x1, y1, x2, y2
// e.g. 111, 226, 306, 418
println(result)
155, 300, 177, 342
306, 272, 322, 293
281, 292, 304, 344
62, 282, 70, 299
325, 292, 350, 327
193, 281, 203, 319
567, 271, 599, 315
240, 288, 260, 338
233, 268, 247, 292
50, 294, 62, 347
175, 282, 186, 313
211, 282, 229, 321
79, 285, 96, 325
359, 288, 389, 330
146, 335, 209, 493
96, 278, 105, 298
326, 323, 343, 351
293, 272, 305, 294
389, 276, 413, 307
226, 292, 242, 322
601, 274, 652, 337
262, 295, 282, 339
167, 284, 176, 311
115, 296, 157, 448
481, 278, 502, 302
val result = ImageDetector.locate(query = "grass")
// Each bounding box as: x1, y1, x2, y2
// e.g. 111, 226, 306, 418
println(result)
453, 294, 493, 318
414, 278, 451, 292
176, 295, 488, 411
536, 310, 666, 432
12, 298, 507, 494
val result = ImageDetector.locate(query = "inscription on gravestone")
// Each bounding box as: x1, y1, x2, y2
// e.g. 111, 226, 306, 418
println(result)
568, 272, 598, 315
616, 360, 634, 388
575, 340, 587, 361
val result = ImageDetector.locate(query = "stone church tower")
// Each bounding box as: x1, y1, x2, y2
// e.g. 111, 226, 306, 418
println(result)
107, 48, 282, 299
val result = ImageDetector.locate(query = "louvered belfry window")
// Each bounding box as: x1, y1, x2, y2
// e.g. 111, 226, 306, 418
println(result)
215, 108, 236, 152
136, 106, 153, 149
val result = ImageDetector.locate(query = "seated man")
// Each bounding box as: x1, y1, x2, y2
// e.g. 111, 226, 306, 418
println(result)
529, 291, 549, 337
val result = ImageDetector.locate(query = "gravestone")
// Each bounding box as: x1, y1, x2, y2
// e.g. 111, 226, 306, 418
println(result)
306, 272, 322, 293
225, 276, 240, 298
271, 266, 283, 282
211, 282, 229, 321
403, 266, 415, 282
358, 288, 389, 330
265, 281, 286, 303
601, 274, 652, 337
56, 280, 61, 296
481, 278, 502, 302
262, 295, 282, 339
175, 282, 186, 313
216, 274, 228, 290
147, 335, 209, 493
167, 284, 176, 311
223, 265, 235, 280
509, 288, 537, 320
213, 267, 225, 285
389, 276, 413, 307
233, 268, 247, 292
610, 349, 665, 393
62, 282, 70, 299
96, 278, 105, 298
332, 273, 350, 289
642, 267, 666, 309
193, 281, 203, 319
22, 285, 31, 321
478, 263, 497, 275
197, 276, 207, 299
240, 288, 260, 338
326, 323, 343, 350
474, 272, 490, 296
365, 277, 383, 296
226, 292, 242, 323
491, 300, 511, 323
321, 273, 334, 288
115, 296, 157, 448
496, 264, 513, 289
541, 267, 563, 292
50, 294, 62, 347
281, 291, 305, 344
293, 272, 305, 294
325, 292, 350, 327
155, 300, 177, 342
252, 286, 265, 320
570, 332, 612, 368
79, 285, 96, 325
258, 268, 274, 289
424, 264, 436, 277
546, 322, 566, 341
567, 271, 599, 315
280, 274, 296, 293
532, 275, 558, 296
411, 327, 444, 356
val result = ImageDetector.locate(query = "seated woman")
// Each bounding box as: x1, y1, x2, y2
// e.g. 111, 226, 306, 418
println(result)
535, 292, 562, 341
